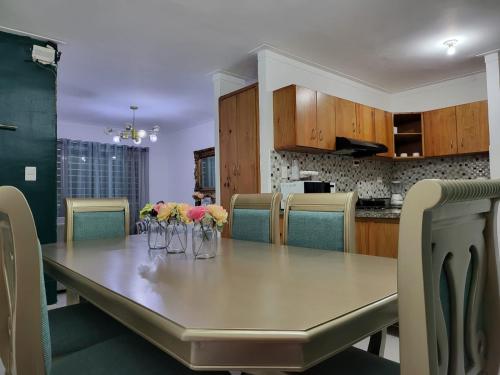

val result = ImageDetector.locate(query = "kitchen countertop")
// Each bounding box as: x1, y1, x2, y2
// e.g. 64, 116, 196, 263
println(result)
355, 208, 401, 220
280, 208, 402, 220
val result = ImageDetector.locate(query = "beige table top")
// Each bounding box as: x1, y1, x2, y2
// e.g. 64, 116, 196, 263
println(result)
43, 235, 398, 371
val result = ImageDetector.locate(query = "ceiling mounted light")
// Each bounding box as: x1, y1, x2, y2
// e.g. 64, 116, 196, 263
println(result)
105, 105, 160, 144
443, 39, 458, 56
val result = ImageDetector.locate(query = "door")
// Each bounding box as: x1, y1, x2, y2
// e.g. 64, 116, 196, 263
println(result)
295, 86, 317, 148
316, 92, 336, 150
423, 107, 458, 156
356, 104, 375, 142
335, 98, 357, 138
456, 101, 489, 154
218, 95, 237, 223
374, 109, 394, 157
235, 86, 260, 194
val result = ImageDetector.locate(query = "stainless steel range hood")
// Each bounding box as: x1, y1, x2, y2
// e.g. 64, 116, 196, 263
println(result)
333, 137, 388, 158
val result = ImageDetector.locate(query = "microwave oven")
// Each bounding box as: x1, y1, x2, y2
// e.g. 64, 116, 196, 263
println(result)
280, 181, 335, 209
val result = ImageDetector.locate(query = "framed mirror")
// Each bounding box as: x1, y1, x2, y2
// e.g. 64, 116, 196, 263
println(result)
194, 147, 215, 198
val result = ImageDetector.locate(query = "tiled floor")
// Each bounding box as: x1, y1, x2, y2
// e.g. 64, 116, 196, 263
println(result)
0, 293, 399, 374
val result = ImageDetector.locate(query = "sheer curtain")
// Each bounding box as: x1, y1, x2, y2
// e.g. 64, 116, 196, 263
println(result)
57, 139, 149, 233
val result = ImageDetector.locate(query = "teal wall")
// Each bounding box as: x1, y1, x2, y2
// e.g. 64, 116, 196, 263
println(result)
0, 31, 57, 245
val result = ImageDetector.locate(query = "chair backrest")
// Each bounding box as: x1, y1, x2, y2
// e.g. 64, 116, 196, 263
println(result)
229, 193, 281, 244
283, 192, 357, 252
398, 179, 500, 375
0, 186, 49, 374
65, 198, 130, 241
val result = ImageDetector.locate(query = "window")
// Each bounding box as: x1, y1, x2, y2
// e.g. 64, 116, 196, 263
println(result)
57, 139, 149, 232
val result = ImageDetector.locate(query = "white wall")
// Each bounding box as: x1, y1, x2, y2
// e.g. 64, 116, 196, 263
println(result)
161, 121, 215, 204
389, 72, 487, 113
485, 52, 500, 179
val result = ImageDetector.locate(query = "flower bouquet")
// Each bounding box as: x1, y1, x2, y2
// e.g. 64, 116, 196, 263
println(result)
188, 204, 228, 259
165, 203, 192, 254
140, 202, 172, 249
192, 191, 205, 206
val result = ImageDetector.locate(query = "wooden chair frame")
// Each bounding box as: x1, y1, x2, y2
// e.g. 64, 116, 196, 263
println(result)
398, 179, 500, 375
229, 193, 281, 244
283, 192, 358, 253
0, 186, 45, 374
65, 198, 130, 242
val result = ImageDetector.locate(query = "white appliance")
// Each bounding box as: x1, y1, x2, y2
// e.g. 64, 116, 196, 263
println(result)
390, 180, 404, 207
280, 181, 335, 209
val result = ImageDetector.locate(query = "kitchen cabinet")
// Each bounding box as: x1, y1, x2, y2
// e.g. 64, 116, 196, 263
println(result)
355, 218, 399, 259
219, 83, 260, 236
356, 104, 376, 142
456, 101, 489, 154
273, 85, 335, 151
374, 109, 394, 157
423, 101, 489, 157
423, 106, 458, 157
335, 98, 357, 138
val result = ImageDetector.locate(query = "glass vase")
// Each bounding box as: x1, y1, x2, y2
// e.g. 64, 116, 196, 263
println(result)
192, 222, 218, 259
147, 219, 167, 249
166, 219, 188, 254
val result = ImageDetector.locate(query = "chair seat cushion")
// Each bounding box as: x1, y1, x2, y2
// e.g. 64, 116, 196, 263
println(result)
303, 347, 400, 375
51, 333, 227, 375
49, 303, 128, 359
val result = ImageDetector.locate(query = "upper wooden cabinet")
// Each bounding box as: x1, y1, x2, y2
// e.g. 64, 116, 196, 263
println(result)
374, 109, 394, 158
316, 92, 336, 150
456, 101, 489, 154
335, 98, 357, 138
423, 106, 458, 157
423, 101, 489, 157
356, 104, 376, 142
274, 85, 336, 151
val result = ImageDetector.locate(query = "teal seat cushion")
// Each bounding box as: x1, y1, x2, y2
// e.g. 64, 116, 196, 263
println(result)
49, 303, 128, 359
287, 211, 345, 251
303, 346, 399, 374
73, 211, 125, 241
232, 208, 271, 243
51, 333, 227, 375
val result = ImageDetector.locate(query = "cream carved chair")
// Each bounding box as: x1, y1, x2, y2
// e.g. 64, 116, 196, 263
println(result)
299, 179, 500, 374
398, 179, 500, 375
65, 197, 130, 242
229, 193, 281, 244
0, 186, 227, 375
283, 192, 357, 252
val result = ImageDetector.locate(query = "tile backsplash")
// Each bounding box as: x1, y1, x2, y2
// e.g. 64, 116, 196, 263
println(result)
270, 150, 490, 198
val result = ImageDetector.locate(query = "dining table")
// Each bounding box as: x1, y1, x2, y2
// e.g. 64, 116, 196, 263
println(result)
42, 235, 398, 374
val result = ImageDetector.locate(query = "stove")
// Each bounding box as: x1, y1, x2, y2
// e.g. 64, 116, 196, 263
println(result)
356, 198, 392, 209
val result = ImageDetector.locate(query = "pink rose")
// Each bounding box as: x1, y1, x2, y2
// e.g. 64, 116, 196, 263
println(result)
187, 206, 207, 222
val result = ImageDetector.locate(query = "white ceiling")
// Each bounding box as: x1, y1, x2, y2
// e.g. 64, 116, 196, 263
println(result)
1, 0, 499, 131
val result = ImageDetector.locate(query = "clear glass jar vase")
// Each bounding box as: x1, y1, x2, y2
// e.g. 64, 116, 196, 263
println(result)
147, 219, 167, 249
166, 219, 188, 254
192, 222, 218, 259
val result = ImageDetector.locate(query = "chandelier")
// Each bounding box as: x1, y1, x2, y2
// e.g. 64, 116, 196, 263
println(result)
105, 105, 159, 145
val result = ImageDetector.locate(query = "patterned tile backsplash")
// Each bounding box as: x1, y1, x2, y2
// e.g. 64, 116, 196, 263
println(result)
270, 150, 490, 198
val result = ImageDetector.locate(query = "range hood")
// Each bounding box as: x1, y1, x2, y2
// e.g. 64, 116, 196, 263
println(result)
333, 137, 388, 158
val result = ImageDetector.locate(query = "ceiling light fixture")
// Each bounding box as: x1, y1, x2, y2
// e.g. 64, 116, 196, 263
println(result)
105, 105, 160, 144
443, 39, 458, 56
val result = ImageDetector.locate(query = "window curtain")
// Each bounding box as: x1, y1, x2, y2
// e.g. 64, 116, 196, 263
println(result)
57, 139, 149, 233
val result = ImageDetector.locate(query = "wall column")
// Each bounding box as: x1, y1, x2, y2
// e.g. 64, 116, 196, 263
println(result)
485, 52, 500, 178
212, 72, 246, 203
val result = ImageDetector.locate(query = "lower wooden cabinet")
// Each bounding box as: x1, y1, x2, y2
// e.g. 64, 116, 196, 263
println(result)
355, 218, 399, 258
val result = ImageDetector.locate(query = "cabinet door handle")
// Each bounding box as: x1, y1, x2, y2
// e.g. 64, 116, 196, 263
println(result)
311, 128, 317, 140
319, 130, 323, 141
451, 140, 453, 149
461, 138, 464, 148
233, 165, 238, 176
